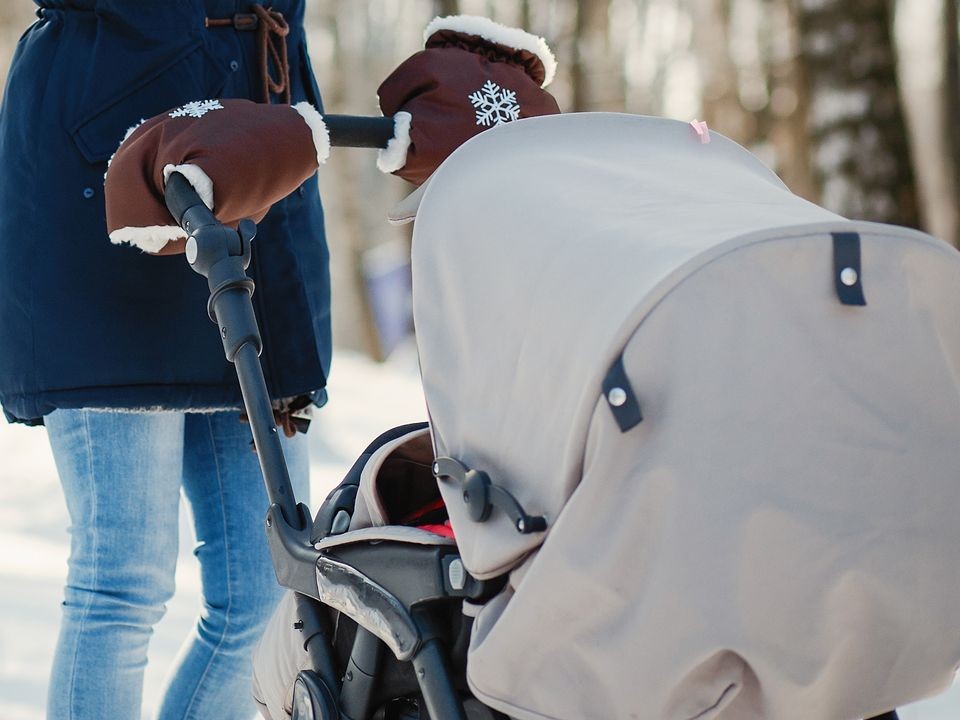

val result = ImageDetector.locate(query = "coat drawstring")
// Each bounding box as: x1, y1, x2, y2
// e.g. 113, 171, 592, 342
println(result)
205, 5, 292, 104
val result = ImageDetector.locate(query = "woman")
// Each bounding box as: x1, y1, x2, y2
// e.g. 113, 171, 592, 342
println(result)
0, 2, 327, 717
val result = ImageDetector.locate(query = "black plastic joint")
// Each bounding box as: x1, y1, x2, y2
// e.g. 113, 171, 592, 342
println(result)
434, 457, 547, 534
186, 223, 243, 278
180, 202, 218, 236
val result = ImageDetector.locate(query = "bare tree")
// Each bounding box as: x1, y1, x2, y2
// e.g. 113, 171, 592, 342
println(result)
691, 0, 755, 144
894, 0, 960, 247
307, 1, 423, 358
571, 0, 625, 111
764, 0, 817, 201
946, 0, 960, 246
0, 4, 39, 92
520, 0, 532, 29
434, 0, 460, 16
794, 0, 920, 228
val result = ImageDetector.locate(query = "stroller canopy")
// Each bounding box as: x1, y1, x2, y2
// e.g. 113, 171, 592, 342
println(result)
410, 113, 960, 719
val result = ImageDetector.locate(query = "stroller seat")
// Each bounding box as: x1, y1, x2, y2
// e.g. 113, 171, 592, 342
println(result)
255, 423, 504, 720
316, 525, 456, 551
315, 528, 488, 658
309, 425, 497, 658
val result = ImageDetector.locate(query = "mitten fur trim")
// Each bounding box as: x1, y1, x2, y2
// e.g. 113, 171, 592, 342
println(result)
163, 163, 215, 210
423, 15, 557, 87
377, 112, 413, 173
109, 163, 212, 252
108, 224, 187, 254
293, 102, 331, 165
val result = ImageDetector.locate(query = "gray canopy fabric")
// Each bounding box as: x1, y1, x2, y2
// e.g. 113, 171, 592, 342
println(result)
411, 114, 960, 719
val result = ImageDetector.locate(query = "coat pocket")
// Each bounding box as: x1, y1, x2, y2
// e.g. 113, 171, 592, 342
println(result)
70, 40, 227, 164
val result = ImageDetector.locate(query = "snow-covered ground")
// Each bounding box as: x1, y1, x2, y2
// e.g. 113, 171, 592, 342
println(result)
0, 349, 958, 719
0, 349, 427, 718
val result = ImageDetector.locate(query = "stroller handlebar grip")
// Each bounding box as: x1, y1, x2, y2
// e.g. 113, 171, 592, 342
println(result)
163, 116, 394, 230
164, 171, 215, 230
324, 114, 396, 149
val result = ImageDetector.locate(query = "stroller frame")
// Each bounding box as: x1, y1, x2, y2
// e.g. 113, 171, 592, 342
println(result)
163, 117, 498, 720
162, 116, 900, 720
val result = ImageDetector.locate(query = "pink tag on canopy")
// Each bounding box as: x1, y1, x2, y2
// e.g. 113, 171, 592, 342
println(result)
690, 119, 710, 144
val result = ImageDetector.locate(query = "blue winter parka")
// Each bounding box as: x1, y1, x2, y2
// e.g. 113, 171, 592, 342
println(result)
0, 0, 332, 424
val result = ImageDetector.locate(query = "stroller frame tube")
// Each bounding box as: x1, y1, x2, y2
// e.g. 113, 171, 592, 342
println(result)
340, 627, 384, 719
164, 116, 475, 720
411, 636, 467, 720
234, 341, 300, 522
165, 173, 302, 529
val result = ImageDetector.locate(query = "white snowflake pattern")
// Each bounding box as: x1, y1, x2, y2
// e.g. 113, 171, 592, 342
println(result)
468, 81, 521, 127
168, 100, 224, 119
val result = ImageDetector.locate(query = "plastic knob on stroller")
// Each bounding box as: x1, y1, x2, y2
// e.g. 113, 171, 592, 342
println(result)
433, 457, 547, 534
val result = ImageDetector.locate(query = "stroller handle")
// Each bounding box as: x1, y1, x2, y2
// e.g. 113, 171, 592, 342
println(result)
164, 115, 395, 224
164, 172, 305, 530
165, 170, 212, 229
324, 114, 396, 149
160, 113, 397, 525
159, 114, 401, 535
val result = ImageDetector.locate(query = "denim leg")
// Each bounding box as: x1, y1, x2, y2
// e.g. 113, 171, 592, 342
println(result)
157, 411, 310, 720
45, 409, 184, 720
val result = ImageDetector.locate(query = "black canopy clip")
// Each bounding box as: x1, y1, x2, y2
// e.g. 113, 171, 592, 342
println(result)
832, 232, 866, 306
602, 355, 643, 432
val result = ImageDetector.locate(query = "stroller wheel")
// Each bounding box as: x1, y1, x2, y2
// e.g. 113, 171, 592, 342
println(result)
292, 670, 339, 720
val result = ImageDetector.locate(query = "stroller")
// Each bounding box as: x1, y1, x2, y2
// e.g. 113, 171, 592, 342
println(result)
163, 112, 960, 720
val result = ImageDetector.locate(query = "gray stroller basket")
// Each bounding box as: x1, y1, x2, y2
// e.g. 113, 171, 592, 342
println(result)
164, 112, 960, 720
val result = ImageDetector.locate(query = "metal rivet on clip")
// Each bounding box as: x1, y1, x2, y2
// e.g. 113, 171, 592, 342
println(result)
608, 387, 627, 407
840, 267, 858, 287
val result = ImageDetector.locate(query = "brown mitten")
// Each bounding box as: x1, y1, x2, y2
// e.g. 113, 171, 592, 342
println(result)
104, 99, 329, 255
376, 15, 561, 187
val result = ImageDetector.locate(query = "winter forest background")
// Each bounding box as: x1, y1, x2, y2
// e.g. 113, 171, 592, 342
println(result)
315, 0, 960, 356
0, 0, 957, 356
0, 1, 959, 718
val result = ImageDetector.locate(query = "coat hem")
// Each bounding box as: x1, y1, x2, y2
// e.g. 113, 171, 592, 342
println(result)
1, 381, 328, 426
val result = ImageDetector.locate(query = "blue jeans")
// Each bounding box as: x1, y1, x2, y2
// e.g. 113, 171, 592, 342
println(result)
44, 409, 309, 720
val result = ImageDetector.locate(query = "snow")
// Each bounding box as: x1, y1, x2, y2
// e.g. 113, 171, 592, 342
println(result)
0, 348, 426, 719
1, 347, 958, 718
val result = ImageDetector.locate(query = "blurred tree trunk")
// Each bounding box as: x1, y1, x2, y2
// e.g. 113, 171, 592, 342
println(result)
571, 0, 624, 111
312, 3, 380, 357
765, 0, 817, 201
309, 1, 421, 359
433, 0, 459, 16
893, 0, 959, 246
691, 0, 816, 199
794, 0, 920, 227
691, 0, 755, 144
946, 0, 960, 246
0, 4, 38, 92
